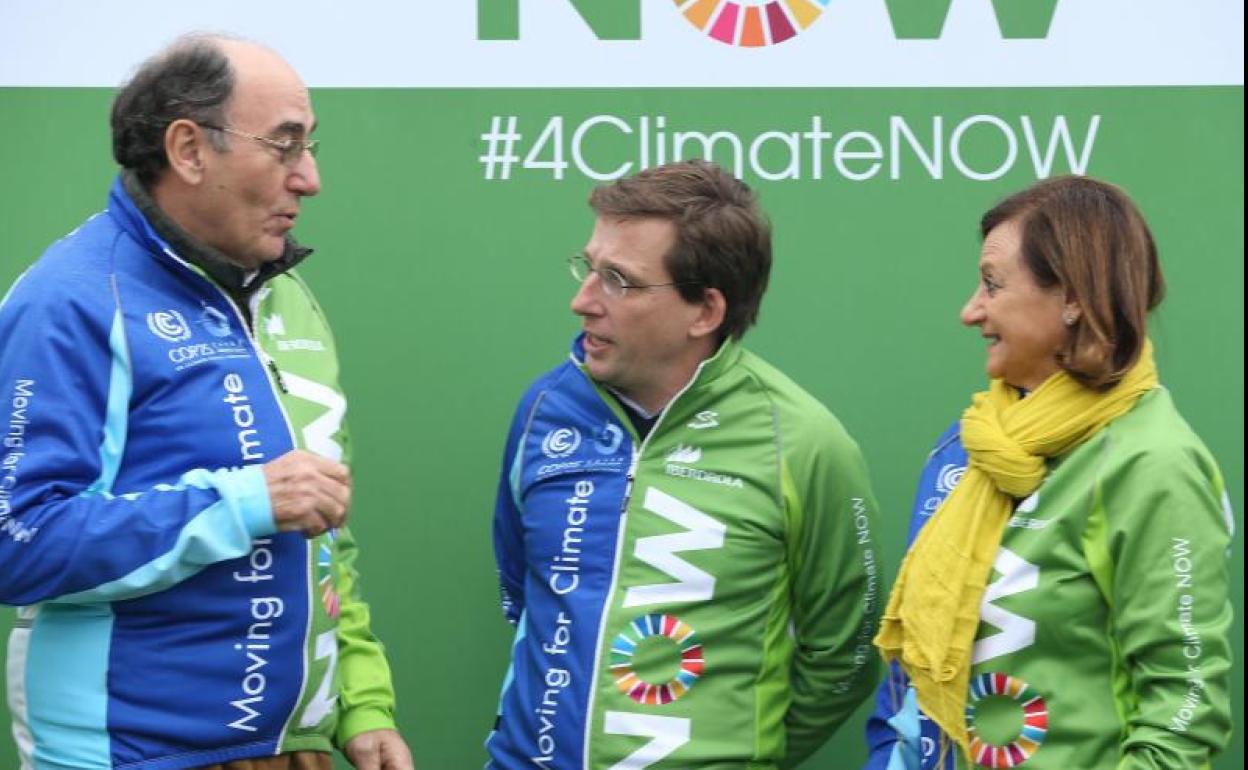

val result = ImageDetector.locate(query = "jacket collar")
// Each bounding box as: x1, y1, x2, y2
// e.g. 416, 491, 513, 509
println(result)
108, 172, 312, 296
569, 333, 744, 408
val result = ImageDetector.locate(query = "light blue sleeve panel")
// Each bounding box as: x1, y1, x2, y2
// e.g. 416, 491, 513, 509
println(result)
0, 263, 276, 606
53, 466, 274, 604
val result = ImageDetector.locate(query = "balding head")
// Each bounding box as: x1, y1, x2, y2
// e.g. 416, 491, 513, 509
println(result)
211, 38, 314, 147
110, 34, 306, 187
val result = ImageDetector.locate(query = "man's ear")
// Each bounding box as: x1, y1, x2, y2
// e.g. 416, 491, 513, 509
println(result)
164, 119, 209, 185
689, 287, 727, 341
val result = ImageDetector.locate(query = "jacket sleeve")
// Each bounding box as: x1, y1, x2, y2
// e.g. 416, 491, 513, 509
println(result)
332, 523, 399, 744
493, 393, 533, 625
1101, 442, 1233, 769
781, 421, 883, 768
0, 268, 275, 607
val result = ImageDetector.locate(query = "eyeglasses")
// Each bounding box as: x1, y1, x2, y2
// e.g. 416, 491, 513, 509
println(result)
568, 253, 699, 298
199, 123, 319, 166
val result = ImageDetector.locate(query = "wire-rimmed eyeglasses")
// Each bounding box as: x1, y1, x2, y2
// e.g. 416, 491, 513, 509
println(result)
200, 123, 319, 166
568, 254, 699, 298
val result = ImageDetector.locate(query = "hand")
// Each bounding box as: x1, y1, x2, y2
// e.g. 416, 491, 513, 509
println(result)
261, 449, 351, 538
344, 728, 414, 770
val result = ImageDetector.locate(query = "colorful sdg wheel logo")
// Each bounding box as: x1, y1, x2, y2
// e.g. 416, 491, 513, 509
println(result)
676, 0, 830, 48
317, 529, 341, 619
611, 614, 704, 705
965, 673, 1049, 768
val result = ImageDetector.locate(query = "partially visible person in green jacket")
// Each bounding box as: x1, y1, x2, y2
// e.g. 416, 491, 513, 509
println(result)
487, 160, 882, 769
865, 175, 1233, 770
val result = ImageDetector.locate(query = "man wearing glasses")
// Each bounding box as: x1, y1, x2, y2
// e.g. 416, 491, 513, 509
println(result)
487, 160, 881, 769
0, 35, 413, 770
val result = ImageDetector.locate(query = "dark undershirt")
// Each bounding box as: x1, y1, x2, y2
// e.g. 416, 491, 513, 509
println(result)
610, 393, 660, 441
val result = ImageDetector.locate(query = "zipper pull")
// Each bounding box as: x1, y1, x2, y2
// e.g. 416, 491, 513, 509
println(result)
266, 357, 289, 393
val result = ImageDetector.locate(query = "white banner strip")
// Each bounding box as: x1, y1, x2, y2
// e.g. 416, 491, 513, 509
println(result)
1, 0, 1242, 88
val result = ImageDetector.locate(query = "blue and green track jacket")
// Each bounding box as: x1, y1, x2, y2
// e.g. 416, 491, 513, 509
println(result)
0, 177, 396, 769
488, 337, 882, 769
864, 388, 1233, 770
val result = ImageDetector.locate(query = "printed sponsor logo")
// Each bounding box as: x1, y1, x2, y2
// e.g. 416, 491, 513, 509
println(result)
265, 313, 286, 337
973, 548, 1038, 664
601, 486, 724, 767
687, 410, 719, 430
541, 427, 582, 458
663, 442, 743, 489
852, 497, 872, 546
603, 713, 690, 769
547, 479, 594, 597
263, 314, 325, 351
531, 480, 596, 766
624, 487, 727, 607
595, 422, 625, 455
611, 613, 703, 704
222, 373, 265, 462
852, 498, 879, 681
167, 339, 251, 371
1005, 487, 1048, 526
1170, 538, 1206, 733
923, 462, 966, 515
316, 529, 340, 618
665, 444, 701, 464
530, 662, 573, 766
935, 463, 965, 494
281, 371, 346, 462
537, 456, 625, 480
276, 339, 326, 352
664, 463, 744, 489
0, 379, 38, 541
159, 306, 250, 372
966, 672, 1049, 765
199, 304, 233, 338
147, 309, 191, 342
297, 629, 339, 729
227, 536, 282, 732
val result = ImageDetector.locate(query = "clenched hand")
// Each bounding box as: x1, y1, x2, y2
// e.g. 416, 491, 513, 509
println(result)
262, 449, 351, 537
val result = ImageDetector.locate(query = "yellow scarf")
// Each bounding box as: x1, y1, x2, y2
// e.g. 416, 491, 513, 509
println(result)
874, 341, 1159, 757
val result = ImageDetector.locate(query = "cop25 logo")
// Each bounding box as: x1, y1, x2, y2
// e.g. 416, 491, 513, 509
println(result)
479, 0, 1062, 46
542, 427, 582, 458
147, 310, 192, 342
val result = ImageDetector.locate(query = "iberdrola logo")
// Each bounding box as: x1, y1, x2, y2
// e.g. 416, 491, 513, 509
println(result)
677, 0, 827, 47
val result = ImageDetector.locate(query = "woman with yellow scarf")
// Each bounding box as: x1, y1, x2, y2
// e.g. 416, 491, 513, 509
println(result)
863, 177, 1233, 770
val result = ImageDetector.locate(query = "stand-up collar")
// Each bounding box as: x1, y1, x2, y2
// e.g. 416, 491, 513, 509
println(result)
113, 171, 312, 298
569, 333, 744, 400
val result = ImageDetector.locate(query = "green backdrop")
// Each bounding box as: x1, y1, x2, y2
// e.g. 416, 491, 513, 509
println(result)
0, 86, 1242, 768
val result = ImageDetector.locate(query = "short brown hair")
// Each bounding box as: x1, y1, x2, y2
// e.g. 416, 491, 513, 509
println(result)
982, 176, 1165, 390
589, 160, 772, 342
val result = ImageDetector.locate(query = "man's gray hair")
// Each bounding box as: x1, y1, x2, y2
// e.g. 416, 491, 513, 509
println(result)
110, 34, 237, 185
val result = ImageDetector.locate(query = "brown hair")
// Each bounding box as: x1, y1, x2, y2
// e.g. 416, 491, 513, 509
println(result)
589, 160, 772, 342
981, 176, 1165, 390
